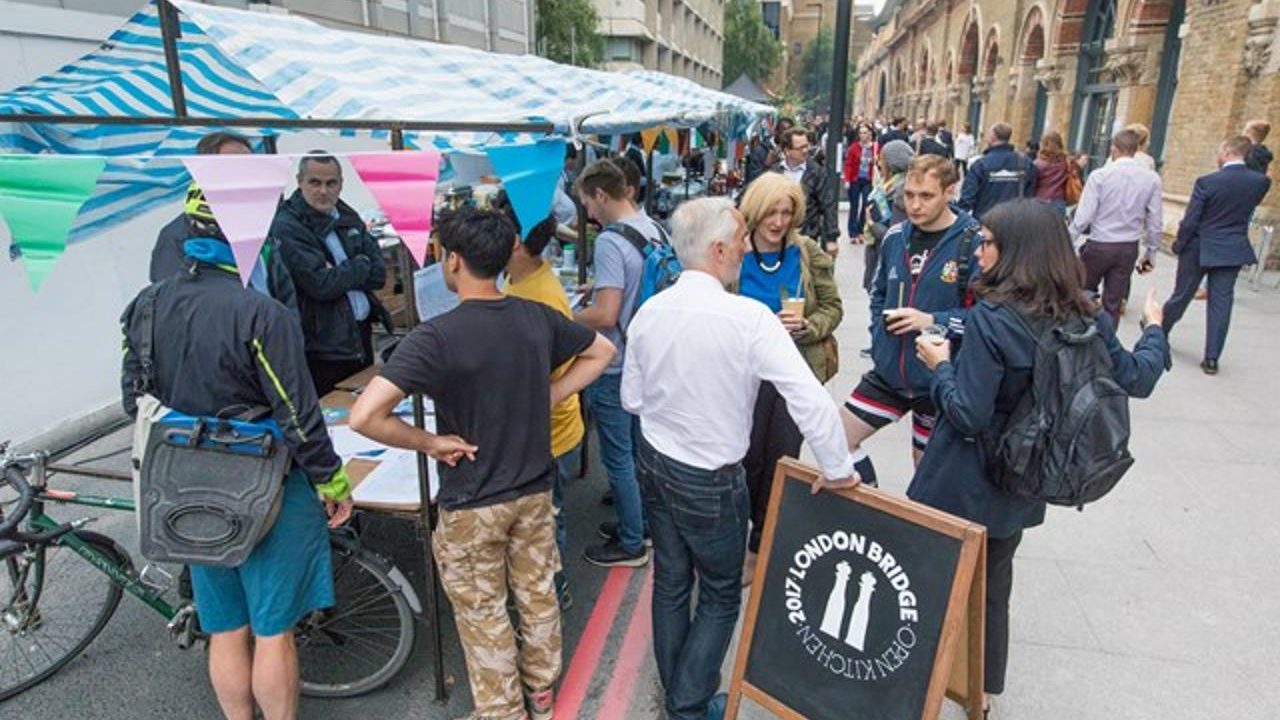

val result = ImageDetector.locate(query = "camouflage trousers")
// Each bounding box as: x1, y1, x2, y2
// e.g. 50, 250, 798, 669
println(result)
433, 490, 562, 720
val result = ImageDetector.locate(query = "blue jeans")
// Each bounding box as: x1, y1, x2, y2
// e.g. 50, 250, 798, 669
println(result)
637, 437, 749, 720
583, 373, 645, 553
847, 178, 873, 236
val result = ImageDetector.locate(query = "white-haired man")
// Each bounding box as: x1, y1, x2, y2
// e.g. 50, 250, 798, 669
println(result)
620, 197, 858, 720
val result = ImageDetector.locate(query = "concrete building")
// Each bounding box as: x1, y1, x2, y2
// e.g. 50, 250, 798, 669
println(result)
854, 0, 1280, 255
759, 0, 874, 97
593, 0, 725, 87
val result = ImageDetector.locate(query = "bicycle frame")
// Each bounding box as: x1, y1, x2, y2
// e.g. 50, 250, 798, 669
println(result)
22, 486, 180, 621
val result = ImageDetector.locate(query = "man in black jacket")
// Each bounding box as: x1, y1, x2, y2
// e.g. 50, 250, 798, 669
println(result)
959, 122, 1037, 220
772, 127, 840, 254
914, 122, 950, 158
273, 153, 388, 395
122, 229, 353, 720
149, 133, 298, 315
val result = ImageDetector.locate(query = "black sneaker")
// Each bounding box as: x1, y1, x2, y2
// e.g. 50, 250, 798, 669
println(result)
584, 539, 650, 568
597, 521, 653, 547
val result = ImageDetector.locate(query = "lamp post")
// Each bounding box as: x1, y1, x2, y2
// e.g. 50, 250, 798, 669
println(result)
824, 0, 853, 208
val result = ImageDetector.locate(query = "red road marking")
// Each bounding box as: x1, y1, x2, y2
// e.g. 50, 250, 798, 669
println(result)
555, 567, 631, 719
596, 568, 654, 720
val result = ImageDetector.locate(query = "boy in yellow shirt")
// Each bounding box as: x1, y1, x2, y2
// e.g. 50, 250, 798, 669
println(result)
499, 194, 584, 610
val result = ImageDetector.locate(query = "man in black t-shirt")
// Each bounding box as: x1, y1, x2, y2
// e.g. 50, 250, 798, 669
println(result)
350, 208, 614, 720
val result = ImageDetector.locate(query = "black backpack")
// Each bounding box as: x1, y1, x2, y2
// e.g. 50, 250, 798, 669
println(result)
991, 311, 1134, 508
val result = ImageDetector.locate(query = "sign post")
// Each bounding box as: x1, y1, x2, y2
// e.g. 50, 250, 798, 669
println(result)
727, 459, 986, 720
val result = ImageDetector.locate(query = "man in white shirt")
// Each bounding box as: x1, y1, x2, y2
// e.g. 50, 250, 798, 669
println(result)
622, 197, 857, 720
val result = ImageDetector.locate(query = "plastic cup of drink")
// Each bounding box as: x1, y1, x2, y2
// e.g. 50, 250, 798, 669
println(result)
921, 324, 947, 346
782, 297, 806, 318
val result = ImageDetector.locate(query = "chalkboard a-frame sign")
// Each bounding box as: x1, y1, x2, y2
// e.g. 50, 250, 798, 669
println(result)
727, 459, 987, 720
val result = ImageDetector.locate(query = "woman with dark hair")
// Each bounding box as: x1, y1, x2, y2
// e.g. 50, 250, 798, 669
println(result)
843, 122, 880, 242
907, 199, 1170, 717
1033, 130, 1074, 215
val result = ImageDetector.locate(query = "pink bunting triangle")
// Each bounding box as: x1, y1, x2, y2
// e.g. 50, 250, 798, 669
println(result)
182, 154, 293, 286
349, 151, 442, 267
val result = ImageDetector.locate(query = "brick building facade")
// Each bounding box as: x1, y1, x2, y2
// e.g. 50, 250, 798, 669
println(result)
853, 0, 1280, 248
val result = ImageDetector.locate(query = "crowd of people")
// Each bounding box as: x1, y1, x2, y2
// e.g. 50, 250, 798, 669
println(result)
118, 105, 1271, 720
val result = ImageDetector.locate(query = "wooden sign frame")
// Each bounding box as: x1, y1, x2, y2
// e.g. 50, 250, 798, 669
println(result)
726, 458, 987, 720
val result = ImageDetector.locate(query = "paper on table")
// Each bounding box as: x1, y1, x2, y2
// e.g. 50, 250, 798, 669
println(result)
328, 425, 387, 459
352, 449, 440, 506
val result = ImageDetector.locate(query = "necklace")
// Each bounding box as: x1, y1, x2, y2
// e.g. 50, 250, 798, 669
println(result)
751, 237, 785, 273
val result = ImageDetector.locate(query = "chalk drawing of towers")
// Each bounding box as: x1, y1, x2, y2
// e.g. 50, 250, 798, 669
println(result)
819, 561, 852, 639
845, 572, 877, 651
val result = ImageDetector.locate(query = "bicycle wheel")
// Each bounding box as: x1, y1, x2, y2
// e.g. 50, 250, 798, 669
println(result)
0, 531, 126, 701
297, 542, 415, 698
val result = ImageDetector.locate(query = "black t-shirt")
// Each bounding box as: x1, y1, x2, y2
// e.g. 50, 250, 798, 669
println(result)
908, 228, 946, 277
380, 297, 595, 510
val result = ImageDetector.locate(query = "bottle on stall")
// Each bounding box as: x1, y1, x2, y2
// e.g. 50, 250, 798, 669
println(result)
562, 243, 576, 271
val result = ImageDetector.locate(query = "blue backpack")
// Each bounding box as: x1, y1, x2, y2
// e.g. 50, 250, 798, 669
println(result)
607, 221, 682, 309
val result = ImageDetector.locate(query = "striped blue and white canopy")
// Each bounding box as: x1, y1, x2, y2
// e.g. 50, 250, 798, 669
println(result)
0, 0, 773, 242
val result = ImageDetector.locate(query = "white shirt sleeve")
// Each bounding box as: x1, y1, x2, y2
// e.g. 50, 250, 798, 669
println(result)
621, 312, 645, 415
751, 311, 855, 480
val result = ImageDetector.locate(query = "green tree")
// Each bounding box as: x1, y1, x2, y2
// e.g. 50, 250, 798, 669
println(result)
536, 0, 604, 68
797, 27, 856, 114
722, 0, 783, 87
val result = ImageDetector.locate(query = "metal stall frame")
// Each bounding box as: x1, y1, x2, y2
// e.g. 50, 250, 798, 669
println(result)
0, 1, 572, 704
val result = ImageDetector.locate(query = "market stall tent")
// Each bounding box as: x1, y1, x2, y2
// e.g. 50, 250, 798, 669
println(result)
0, 0, 773, 241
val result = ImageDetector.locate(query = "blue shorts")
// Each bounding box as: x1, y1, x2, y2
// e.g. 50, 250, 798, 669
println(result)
190, 470, 334, 637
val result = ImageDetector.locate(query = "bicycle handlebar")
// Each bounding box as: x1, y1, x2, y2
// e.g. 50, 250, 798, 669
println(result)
1, 465, 34, 537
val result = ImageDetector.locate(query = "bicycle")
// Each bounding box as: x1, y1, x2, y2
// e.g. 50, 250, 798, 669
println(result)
0, 446, 419, 702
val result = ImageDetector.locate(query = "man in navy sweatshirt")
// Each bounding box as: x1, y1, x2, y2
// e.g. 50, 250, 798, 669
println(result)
842, 155, 982, 485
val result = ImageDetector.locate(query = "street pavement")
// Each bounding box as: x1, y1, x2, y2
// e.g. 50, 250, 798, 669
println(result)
5, 230, 1280, 719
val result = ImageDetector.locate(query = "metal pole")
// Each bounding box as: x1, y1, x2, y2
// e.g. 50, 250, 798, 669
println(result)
0, 113, 555, 135
825, 0, 852, 198
389, 127, 449, 704
158, 0, 188, 118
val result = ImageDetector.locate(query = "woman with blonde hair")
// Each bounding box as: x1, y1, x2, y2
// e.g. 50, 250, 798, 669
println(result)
737, 172, 844, 580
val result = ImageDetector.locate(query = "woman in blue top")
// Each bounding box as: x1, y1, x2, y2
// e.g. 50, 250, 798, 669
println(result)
909, 199, 1170, 716
736, 172, 844, 578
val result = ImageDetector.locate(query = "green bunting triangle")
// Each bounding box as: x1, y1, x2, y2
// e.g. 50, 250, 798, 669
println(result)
0, 155, 106, 291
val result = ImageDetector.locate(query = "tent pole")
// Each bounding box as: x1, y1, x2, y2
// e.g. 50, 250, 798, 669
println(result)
158, 0, 188, 118
389, 126, 450, 705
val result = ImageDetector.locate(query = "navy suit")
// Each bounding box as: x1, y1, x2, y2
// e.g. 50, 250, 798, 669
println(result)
1162, 163, 1271, 361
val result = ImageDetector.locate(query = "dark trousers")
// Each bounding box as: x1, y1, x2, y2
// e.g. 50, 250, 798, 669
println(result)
847, 179, 873, 236
986, 530, 1023, 695
1080, 241, 1140, 326
637, 437, 749, 720
744, 382, 803, 553
306, 320, 374, 396
1162, 252, 1241, 362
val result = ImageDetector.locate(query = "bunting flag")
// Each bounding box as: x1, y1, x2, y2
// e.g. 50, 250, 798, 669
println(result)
183, 154, 293, 287
349, 150, 443, 267
656, 131, 671, 154
484, 138, 567, 240
0, 156, 106, 291
641, 128, 662, 154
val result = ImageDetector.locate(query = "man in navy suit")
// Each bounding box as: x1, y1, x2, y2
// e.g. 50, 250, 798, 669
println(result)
1162, 136, 1272, 374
